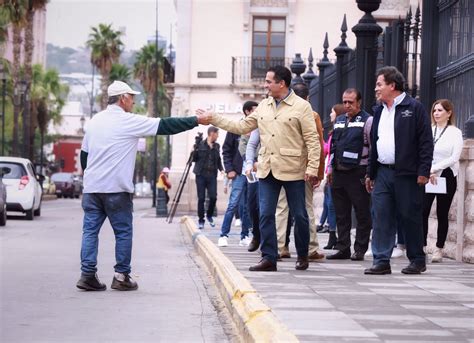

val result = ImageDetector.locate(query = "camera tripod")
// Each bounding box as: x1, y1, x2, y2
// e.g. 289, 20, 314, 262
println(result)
167, 133, 203, 223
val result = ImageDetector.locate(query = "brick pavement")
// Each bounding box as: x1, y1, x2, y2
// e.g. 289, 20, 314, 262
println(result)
199, 220, 474, 342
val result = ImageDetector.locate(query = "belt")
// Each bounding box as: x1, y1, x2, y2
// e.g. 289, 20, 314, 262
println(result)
380, 163, 395, 169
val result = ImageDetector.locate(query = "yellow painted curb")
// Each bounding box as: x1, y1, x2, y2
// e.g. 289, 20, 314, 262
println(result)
181, 216, 299, 343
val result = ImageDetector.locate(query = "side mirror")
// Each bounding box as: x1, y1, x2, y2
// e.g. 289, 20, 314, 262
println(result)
0, 167, 11, 177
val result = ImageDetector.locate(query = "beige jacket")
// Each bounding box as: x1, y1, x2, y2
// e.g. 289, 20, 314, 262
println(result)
210, 91, 321, 181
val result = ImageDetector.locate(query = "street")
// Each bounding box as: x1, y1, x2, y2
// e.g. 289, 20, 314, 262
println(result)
0, 198, 235, 343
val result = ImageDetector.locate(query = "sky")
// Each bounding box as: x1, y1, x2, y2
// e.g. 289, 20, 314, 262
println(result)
45, 0, 177, 51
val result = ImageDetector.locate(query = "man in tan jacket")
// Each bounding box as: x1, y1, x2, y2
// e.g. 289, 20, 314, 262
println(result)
197, 66, 321, 272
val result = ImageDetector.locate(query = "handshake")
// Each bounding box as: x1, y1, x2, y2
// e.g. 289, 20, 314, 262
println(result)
196, 109, 213, 125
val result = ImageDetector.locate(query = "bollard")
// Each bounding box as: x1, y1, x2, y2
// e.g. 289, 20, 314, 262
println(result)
156, 188, 168, 217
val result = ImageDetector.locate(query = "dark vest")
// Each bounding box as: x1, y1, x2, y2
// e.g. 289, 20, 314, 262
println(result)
332, 111, 370, 170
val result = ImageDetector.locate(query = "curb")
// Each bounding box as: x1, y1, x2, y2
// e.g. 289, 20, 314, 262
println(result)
180, 216, 299, 343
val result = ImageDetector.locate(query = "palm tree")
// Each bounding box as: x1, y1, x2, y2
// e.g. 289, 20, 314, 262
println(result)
87, 24, 123, 110
30, 64, 68, 161
133, 43, 165, 117
2, 0, 28, 156
23, 0, 48, 160
109, 63, 131, 84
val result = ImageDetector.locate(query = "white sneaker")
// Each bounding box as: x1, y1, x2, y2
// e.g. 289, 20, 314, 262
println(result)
235, 219, 242, 227
391, 247, 405, 258
432, 247, 443, 263
239, 236, 251, 246
365, 247, 372, 257
218, 236, 228, 247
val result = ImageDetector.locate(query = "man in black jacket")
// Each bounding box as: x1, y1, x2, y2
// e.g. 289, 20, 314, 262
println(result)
193, 126, 223, 229
365, 66, 433, 275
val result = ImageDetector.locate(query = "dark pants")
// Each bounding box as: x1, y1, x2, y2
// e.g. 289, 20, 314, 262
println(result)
81, 192, 133, 275
259, 173, 309, 265
331, 167, 372, 253
423, 168, 457, 249
371, 166, 426, 266
284, 214, 293, 247
320, 184, 337, 231
247, 181, 260, 242
196, 175, 217, 223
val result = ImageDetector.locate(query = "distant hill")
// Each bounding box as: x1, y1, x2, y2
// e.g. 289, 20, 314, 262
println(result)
46, 43, 137, 74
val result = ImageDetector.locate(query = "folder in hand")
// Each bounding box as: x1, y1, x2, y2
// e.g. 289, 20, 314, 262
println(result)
425, 177, 447, 194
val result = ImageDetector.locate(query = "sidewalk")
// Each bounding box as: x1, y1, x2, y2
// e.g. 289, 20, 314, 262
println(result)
199, 218, 474, 342
1, 199, 234, 342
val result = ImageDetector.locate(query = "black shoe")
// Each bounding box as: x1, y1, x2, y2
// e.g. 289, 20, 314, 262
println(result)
207, 217, 215, 228
198, 221, 204, 230
247, 238, 260, 252
317, 224, 328, 233
76, 273, 106, 291
249, 259, 277, 272
364, 264, 392, 275
401, 262, 427, 274
326, 249, 351, 260
323, 231, 337, 250
351, 251, 365, 261
295, 257, 309, 270
111, 273, 138, 291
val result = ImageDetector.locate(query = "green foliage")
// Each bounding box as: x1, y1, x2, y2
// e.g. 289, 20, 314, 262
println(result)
133, 43, 164, 96
109, 63, 131, 84
87, 23, 124, 74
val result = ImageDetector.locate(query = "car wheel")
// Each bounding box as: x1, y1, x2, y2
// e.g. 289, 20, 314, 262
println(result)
57, 194, 62, 199
25, 207, 34, 221
34, 203, 41, 217
0, 205, 6, 226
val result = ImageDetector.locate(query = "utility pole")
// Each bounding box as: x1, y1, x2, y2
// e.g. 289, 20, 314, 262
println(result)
152, 0, 159, 208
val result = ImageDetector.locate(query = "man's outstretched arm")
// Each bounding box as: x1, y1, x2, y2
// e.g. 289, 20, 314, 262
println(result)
156, 114, 212, 135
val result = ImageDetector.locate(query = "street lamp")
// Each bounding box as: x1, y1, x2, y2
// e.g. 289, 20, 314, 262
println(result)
80, 115, 85, 134
0, 64, 6, 156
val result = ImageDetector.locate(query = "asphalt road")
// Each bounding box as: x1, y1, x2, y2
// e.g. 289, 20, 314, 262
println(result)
0, 198, 235, 343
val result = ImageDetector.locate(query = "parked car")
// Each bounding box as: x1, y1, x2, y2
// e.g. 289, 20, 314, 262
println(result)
0, 166, 9, 226
0, 157, 43, 220
51, 172, 82, 199
42, 175, 56, 195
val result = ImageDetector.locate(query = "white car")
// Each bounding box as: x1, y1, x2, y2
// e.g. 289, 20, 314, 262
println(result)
0, 157, 43, 220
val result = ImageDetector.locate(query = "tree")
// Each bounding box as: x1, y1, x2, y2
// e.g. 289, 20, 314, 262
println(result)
23, 0, 48, 159
2, 0, 28, 156
133, 43, 165, 117
86, 24, 123, 110
109, 63, 131, 84
30, 64, 68, 161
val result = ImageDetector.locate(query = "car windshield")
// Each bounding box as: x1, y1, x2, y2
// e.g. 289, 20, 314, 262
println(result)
0, 162, 27, 179
51, 173, 73, 182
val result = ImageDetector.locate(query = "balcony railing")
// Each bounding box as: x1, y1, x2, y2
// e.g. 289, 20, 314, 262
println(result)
231, 56, 295, 85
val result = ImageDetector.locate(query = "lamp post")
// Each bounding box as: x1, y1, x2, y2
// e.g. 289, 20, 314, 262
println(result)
80, 115, 86, 134
0, 64, 6, 156
15, 80, 28, 157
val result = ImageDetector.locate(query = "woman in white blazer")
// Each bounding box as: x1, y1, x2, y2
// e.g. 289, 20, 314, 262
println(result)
423, 99, 463, 262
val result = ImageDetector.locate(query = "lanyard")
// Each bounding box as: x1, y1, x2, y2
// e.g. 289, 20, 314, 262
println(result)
433, 125, 448, 145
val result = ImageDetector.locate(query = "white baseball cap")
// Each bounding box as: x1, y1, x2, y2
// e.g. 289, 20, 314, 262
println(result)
162, 167, 170, 173
107, 80, 141, 96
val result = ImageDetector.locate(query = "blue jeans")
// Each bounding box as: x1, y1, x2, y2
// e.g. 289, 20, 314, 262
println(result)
81, 193, 134, 275
371, 166, 425, 266
321, 184, 337, 231
221, 175, 251, 239
259, 173, 309, 265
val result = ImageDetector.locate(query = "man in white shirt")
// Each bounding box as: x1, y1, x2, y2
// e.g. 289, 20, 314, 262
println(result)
365, 67, 433, 275
76, 81, 211, 291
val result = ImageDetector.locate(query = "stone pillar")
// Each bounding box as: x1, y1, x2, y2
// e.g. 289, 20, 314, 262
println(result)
352, 0, 383, 112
